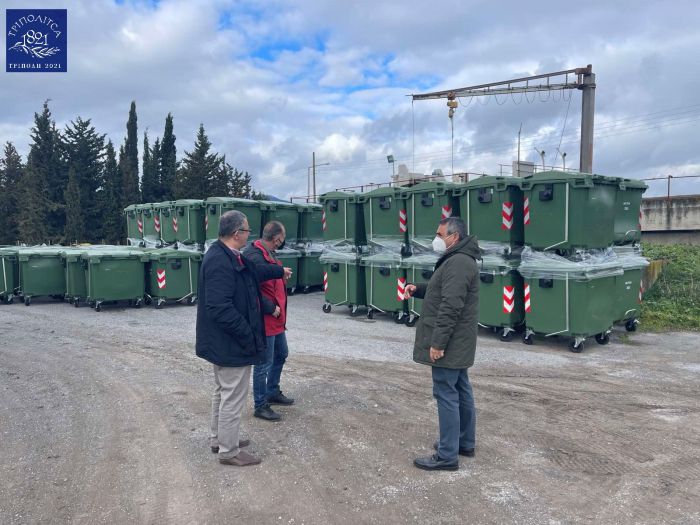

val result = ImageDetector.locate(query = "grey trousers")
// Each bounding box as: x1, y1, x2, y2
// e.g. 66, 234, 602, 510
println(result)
210, 364, 252, 459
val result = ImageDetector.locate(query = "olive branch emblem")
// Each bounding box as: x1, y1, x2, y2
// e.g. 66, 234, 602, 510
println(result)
9, 41, 60, 58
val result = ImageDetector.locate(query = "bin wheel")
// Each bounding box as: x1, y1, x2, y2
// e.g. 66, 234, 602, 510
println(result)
322, 303, 332, 313
52, 294, 64, 302
569, 340, 584, 353
134, 298, 143, 308
500, 330, 514, 342
522, 334, 533, 345
349, 305, 360, 317
155, 299, 165, 309
625, 319, 638, 332
74, 298, 81, 308
367, 309, 374, 320
144, 296, 152, 306
302, 286, 311, 294
595, 332, 610, 345
5, 296, 13, 305
95, 302, 102, 312
68, 297, 74, 305
288, 287, 296, 296
406, 315, 418, 327
189, 296, 198, 305
393, 311, 406, 324
24, 296, 31, 306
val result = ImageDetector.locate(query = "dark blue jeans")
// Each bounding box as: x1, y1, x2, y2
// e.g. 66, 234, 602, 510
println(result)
253, 332, 289, 409
432, 367, 476, 462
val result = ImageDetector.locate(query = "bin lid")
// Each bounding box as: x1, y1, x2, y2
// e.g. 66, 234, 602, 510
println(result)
258, 200, 297, 210
361, 186, 409, 201
401, 253, 438, 270
320, 242, 359, 263
82, 248, 149, 261
298, 204, 323, 212
205, 196, 259, 207
134, 203, 153, 211
359, 252, 402, 267
147, 248, 202, 261
174, 199, 204, 206
17, 246, 68, 257
124, 204, 138, 212
319, 191, 362, 204
463, 175, 522, 191
152, 201, 175, 210
407, 181, 459, 195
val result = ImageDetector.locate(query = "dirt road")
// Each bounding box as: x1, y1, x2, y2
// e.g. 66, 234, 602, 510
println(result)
1, 293, 698, 524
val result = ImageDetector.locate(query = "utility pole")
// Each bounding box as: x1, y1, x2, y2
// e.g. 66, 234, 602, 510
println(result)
579, 66, 596, 173
517, 123, 522, 177
312, 151, 316, 203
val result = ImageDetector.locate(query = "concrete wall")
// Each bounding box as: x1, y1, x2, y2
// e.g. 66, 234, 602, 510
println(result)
641, 195, 700, 231
641, 230, 700, 245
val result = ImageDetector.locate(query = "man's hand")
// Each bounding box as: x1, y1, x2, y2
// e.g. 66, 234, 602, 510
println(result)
404, 284, 417, 299
283, 267, 293, 280
429, 347, 444, 363
272, 306, 281, 318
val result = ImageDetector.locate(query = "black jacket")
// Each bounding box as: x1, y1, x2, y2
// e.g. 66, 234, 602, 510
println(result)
196, 240, 284, 367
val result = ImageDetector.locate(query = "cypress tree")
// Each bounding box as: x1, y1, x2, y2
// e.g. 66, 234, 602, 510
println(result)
0, 142, 23, 244
152, 137, 162, 200
64, 167, 83, 243
122, 101, 140, 205
101, 141, 123, 243
17, 151, 49, 244
160, 113, 177, 200
177, 124, 220, 199
141, 131, 159, 203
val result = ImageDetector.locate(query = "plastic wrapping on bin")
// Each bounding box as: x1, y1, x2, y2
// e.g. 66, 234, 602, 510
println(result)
320, 241, 359, 263
519, 247, 623, 280
612, 245, 650, 270
479, 240, 511, 257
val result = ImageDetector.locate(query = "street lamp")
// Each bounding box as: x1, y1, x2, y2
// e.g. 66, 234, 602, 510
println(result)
387, 154, 395, 179
534, 148, 545, 171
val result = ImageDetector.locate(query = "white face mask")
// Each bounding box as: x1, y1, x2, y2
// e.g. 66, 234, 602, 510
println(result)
432, 235, 447, 254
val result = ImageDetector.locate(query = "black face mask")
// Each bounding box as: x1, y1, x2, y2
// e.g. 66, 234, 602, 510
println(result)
277, 240, 286, 250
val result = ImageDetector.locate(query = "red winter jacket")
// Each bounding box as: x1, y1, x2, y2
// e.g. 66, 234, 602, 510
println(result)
242, 240, 287, 336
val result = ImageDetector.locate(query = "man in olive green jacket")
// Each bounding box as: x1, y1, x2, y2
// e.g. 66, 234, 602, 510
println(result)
404, 217, 480, 471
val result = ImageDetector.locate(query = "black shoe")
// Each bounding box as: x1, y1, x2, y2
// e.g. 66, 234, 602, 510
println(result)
413, 454, 459, 471
267, 392, 295, 406
254, 404, 281, 421
433, 441, 475, 457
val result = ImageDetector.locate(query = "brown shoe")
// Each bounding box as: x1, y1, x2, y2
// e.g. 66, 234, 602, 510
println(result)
210, 439, 250, 454
219, 450, 261, 466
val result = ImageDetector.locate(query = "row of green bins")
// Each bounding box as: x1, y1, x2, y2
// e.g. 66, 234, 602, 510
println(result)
0, 247, 20, 304
84, 248, 150, 311
612, 245, 649, 331
319, 191, 367, 246
274, 247, 302, 295
613, 179, 647, 245
362, 187, 410, 249
320, 242, 367, 316
401, 252, 438, 325
145, 248, 201, 308
18, 247, 67, 306
63, 248, 88, 305
360, 248, 407, 322
205, 197, 262, 244
406, 181, 460, 251
173, 200, 206, 244
299, 204, 324, 242
297, 242, 324, 293
478, 251, 525, 341
124, 204, 142, 244
518, 247, 623, 352
125, 200, 206, 246
260, 201, 301, 242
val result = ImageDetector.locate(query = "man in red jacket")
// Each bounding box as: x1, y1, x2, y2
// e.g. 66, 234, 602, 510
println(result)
243, 221, 295, 421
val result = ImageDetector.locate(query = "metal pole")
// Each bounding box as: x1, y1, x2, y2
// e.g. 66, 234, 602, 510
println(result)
307, 167, 311, 203
517, 123, 522, 177
312, 151, 316, 203
579, 65, 595, 173
667, 175, 672, 200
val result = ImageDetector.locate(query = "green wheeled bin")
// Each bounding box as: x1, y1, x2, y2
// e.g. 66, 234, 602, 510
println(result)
361, 187, 410, 249
401, 253, 438, 327
17, 247, 67, 306
156, 201, 177, 245
297, 242, 324, 293
124, 204, 143, 245
614, 178, 647, 245
275, 247, 301, 295
319, 191, 366, 246
204, 197, 263, 243
62, 248, 89, 306
260, 201, 301, 243
407, 181, 460, 251
612, 246, 649, 331
520, 171, 618, 251
83, 249, 150, 311
360, 250, 408, 323
146, 248, 201, 308
141, 204, 162, 246
320, 242, 367, 316
518, 247, 622, 352
478, 254, 524, 341
173, 199, 206, 245
453, 176, 523, 247
0, 246, 20, 304
298, 204, 324, 243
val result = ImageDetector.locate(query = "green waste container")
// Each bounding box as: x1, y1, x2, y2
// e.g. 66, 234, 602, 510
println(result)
298, 204, 324, 242
173, 199, 206, 245
62, 248, 89, 306
614, 178, 647, 245
146, 248, 201, 308
297, 242, 324, 293
401, 253, 438, 325
17, 247, 67, 305
83, 249, 150, 311
360, 251, 408, 322
319, 191, 366, 246
320, 242, 366, 315
453, 176, 523, 247
361, 187, 410, 246
518, 247, 622, 352
478, 254, 524, 340
124, 204, 142, 244
204, 197, 262, 242
155, 201, 177, 244
141, 204, 162, 245
407, 181, 460, 250
275, 247, 301, 294
0, 246, 20, 303
520, 171, 618, 251
612, 246, 649, 331
260, 201, 301, 242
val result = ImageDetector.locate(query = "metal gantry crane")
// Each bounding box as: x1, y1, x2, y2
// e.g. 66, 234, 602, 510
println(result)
411, 65, 596, 173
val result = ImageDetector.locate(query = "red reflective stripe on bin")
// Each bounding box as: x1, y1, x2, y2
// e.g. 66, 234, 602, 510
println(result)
322, 210, 327, 232
503, 285, 515, 313
399, 209, 407, 233
173, 216, 178, 233
639, 281, 643, 303
524, 283, 531, 312
502, 202, 514, 230
397, 277, 406, 301
137, 218, 143, 234
154, 215, 161, 233
157, 269, 166, 289
441, 205, 452, 219
323, 272, 328, 292
524, 197, 530, 225
205, 215, 209, 231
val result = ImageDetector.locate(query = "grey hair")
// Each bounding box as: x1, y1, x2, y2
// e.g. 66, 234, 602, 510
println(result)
262, 220, 285, 241
439, 216, 468, 240
219, 210, 248, 238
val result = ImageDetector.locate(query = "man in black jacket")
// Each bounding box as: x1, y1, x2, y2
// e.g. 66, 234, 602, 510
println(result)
196, 210, 291, 466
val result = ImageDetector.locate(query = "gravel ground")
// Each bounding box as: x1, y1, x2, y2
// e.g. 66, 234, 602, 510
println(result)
0, 292, 699, 524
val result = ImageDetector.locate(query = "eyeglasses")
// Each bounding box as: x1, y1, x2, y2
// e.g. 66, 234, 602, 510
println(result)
236, 228, 252, 234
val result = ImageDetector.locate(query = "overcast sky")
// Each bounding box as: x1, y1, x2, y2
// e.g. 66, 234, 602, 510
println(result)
3, 0, 699, 198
